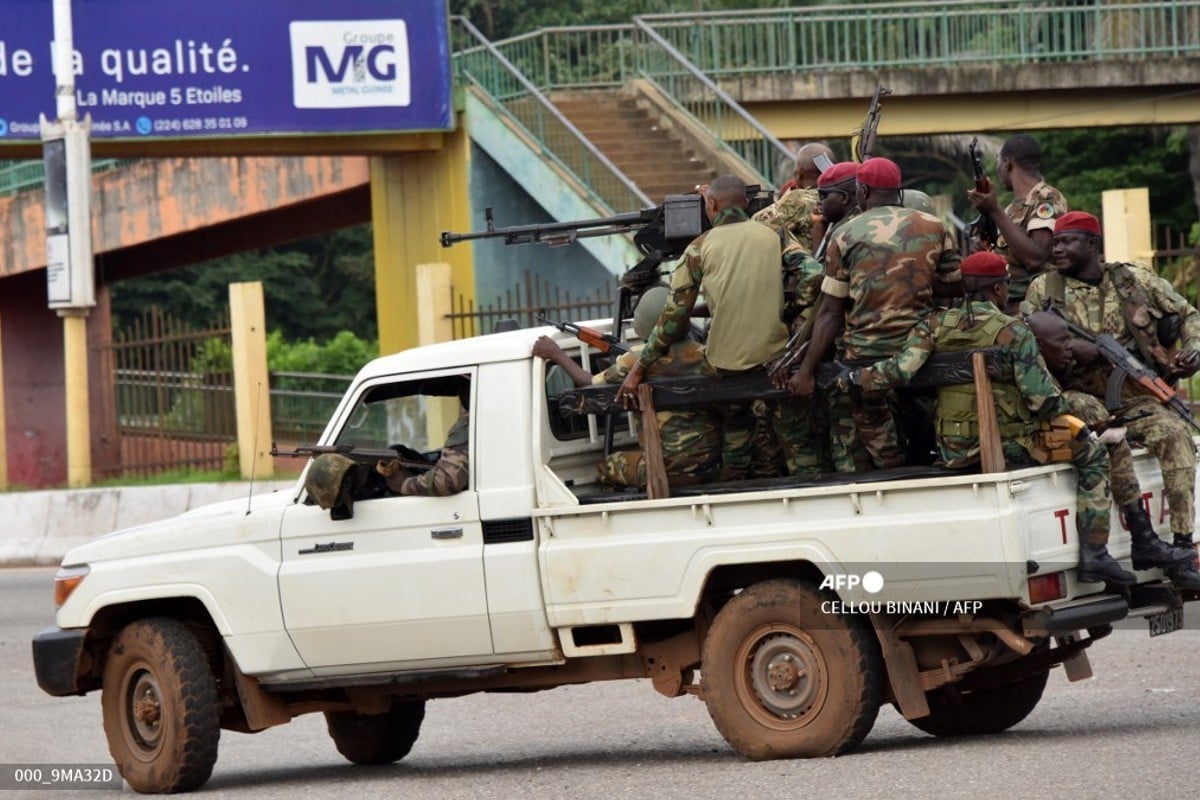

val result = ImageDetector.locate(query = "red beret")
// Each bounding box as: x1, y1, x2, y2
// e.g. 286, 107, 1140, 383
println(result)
960, 251, 1009, 278
817, 161, 858, 188
1054, 211, 1101, 236
856, 157, 901, 189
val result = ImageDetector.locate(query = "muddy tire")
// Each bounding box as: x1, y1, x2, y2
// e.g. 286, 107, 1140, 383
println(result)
325, 699, 426, 765
907, 669, 1049, 737
101, 618, 219, 793
701, 579, 883, 760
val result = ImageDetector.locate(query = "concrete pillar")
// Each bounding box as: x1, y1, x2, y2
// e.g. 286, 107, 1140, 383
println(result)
229, 281, 274, 480
61, 310, 91, 487
1101, 188, 1154, 269
371, 121, 474, 356
415, 261, 460, 446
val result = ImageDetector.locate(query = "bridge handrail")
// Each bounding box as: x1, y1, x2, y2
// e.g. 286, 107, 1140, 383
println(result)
452, 17, 650, 214
631, 19, 793, 189
639, 0, 1200, 75
0, 158, 133, 197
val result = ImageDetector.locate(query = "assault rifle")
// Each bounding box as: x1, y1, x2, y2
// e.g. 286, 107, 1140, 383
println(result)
968, 137, 1000, 250
1048, 309, 1200, 435
853, 83, 892, 163
270, 443, 435, 471
537, 315, 632, 355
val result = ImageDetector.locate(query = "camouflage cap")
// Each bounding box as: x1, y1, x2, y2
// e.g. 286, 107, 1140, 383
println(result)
304, 453, 360, 516
901, 189, 936, 215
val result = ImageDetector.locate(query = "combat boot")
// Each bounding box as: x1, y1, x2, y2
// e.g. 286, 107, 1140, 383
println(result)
1077, 543, 1136, 585
1122, 504, 1194, 570
1164, 561, 1200, 591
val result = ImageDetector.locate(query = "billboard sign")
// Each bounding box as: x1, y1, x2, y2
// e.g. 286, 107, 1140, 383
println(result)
0, 0, 453, 142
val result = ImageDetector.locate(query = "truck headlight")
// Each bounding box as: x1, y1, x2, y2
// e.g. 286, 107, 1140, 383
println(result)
54, 565, 90, 609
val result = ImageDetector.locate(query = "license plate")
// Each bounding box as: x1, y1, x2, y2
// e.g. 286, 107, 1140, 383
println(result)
1148, 608, 1183, 637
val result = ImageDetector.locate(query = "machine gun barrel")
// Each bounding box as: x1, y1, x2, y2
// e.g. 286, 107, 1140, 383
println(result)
440, 206, 654, 248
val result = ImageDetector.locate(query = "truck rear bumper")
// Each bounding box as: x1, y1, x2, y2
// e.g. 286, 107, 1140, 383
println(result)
31, 626, 87, 697
1023, 594, 1129, 636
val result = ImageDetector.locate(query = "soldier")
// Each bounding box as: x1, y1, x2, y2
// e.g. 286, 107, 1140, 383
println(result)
967, 133, 1068, 313
844, 251, 1132, 583
787, 157, 962, 470
1025, 210, 1200, 576
615, 175, 793, 480
376, 380, 470, 497
1027, 311, 1199, 587
533, 288, 720, 488
753, 142, 834, 250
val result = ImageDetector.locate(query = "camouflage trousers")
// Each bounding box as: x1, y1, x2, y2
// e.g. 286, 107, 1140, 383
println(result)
716, 401, 759, 481
1010, 434, 1113, 547
828, 391, 874, 473
850, 387, 905, 470
1062, 390, 1142, 507
770, 393, 834, 475
1119, 394, 1197, 536
599, 409, 721, 488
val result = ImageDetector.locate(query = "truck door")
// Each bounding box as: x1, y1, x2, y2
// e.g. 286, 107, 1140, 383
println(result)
277, 370, 493, 674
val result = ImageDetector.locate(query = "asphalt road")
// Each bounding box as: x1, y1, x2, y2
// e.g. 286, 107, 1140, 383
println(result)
4, 566, 1199, 799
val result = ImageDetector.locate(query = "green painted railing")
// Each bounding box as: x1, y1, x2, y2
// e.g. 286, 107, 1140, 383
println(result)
484, 24, 792, 188
641, 0, 1200, 76
0, 158, 133, 197
453, 17, 649, 214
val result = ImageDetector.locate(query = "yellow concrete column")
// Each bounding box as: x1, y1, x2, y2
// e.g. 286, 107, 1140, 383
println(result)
61, 310, 91, 487
371, 121, 474, 356
1101, 188, 1154, 269
415, 262, 459, 443
229, 281, 274, 480
0, 312, 6, 491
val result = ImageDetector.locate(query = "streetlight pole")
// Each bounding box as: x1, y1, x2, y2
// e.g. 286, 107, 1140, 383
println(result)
42, 0, 95, 487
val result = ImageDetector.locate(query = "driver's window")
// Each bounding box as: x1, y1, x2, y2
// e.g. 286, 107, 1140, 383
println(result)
337, 392, 432, 452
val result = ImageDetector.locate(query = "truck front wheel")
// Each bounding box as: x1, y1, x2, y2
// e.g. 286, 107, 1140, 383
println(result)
101, 618, 220, 793
701, 579, 883, 760
325, 699, 426, 765
906, 668, 1049, 737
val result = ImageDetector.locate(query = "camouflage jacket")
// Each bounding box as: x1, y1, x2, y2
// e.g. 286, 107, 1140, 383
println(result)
400, 411, 469, 496
781, 233, 824, 327
822, 205, 962, 360
859, 301, 1067, 466
753, 186, 819, 250
1025, 262, 1200, 376
599, 340, 717, 449
998, 181, 1068, 305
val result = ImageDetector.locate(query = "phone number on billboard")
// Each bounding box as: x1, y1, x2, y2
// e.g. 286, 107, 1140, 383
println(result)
153, 117, 249, 133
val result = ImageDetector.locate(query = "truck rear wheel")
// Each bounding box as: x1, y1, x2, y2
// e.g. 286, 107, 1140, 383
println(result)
325, 699, 426, 765
907, 669, 1049, 737
701, 579, 883, 760
101, 617, 220, 793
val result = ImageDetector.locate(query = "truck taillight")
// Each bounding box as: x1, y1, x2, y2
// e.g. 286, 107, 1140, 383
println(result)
1027, 571, 1066, 604
54, 565, 90, 609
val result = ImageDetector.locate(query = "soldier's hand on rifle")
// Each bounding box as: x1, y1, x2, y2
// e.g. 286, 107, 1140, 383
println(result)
1173, 350, 1200, 378
787, 368, 817, 398
375, 459, 413, 493
967, 184, 1000, 215
1070, 338, 1104, 368
614, 362, 646, 410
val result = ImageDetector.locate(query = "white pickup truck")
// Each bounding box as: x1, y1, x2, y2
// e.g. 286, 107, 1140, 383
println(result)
33, 323, 1193, 794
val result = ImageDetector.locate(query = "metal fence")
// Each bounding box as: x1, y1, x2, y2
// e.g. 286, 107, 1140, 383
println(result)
103, 308, 235, 479
446, 271, 616, 340
269, 371, 353, 444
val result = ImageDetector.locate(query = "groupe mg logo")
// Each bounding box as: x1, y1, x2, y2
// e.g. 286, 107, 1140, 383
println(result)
819, 570, 886, 594
289, 20, 411, 109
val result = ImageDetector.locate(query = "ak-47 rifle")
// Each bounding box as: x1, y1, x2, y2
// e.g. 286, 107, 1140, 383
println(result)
270, 442, 435, 471
852, 83, 892, 163
537, 315, 632, 355
1048, 308, 1200, 435
968, 137, 1000, 250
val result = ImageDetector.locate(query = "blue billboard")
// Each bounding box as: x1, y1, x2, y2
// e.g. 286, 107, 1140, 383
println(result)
0, 0, 453, 141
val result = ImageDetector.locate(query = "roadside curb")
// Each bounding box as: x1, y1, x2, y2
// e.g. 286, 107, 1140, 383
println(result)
1, 479, 296, 566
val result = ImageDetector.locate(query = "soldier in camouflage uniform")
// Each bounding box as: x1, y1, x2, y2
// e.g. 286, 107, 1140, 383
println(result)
377, 381, 470, 497
751, 142, 833, 250
967, 133, 1068, 313
533, 288, 721, 488
1024, 211, 1200, 587
1026, 311, 1198, 584
846, 251, 1133, 583
616, 176, 795, 480
787, 157, 962, 470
